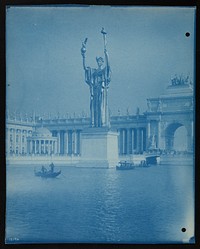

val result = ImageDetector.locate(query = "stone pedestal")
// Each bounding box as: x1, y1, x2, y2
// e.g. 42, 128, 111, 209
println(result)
79, 127, 119, 168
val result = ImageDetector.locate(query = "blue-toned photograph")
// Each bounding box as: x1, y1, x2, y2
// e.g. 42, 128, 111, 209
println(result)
6, 5, 195, 244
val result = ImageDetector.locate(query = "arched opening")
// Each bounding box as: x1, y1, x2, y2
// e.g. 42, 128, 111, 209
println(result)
173, 126, 187, 151
165, 123, 187, 151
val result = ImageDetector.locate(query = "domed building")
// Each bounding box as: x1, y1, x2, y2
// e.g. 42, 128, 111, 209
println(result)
32, 127, 52, 138
27, 127, 58, 155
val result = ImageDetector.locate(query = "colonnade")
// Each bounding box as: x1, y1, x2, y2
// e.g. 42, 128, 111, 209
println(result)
118, 128, 146, 155
52, 130, 81, 155
27, 139, 57, 155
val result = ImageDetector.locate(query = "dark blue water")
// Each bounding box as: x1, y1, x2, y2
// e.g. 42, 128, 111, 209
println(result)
6, 165, 194, 244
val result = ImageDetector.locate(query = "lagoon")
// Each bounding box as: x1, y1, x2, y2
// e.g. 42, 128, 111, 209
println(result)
6, 164, 194, 244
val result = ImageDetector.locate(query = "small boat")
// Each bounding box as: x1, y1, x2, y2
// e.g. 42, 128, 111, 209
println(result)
34, 170, 61, 178
116, 161, 135, 170
34, 164, 61, 178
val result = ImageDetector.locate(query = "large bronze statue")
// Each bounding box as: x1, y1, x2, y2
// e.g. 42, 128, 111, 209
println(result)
81, 28, 111, 127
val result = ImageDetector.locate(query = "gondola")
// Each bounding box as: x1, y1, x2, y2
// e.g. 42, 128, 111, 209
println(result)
34, 170, 61, 178
34, 164, 61, 178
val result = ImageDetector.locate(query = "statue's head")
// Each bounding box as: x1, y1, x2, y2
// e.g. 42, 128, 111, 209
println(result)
96, 57, 104, 67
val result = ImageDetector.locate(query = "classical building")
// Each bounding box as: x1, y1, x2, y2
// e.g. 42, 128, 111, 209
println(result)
27, 127, 58, 155
6, 118, 34, 156
6, 79, 194, 159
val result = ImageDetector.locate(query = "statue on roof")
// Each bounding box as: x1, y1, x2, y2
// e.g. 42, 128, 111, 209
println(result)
171, 75, 191, 86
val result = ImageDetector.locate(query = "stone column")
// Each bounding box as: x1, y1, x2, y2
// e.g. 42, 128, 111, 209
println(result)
117, 129, 120, 155
130, 129, 134, 154
39, 140, 41, 154
147, 122, 150, 138
43, 140, 45, 154
64, 131, 68, 155
37, 140, 39, 154
30, 140, 33, 154
125, 129, 128, 154
49, 141, 52, 154
143, 128, 146, 152
74, 130, 77, 155
34, 140, 36, 154
19, 130, 22, 154
137, 128, 141, 153
157, 121, 161, 149
13, 129, 16, 154
52, 141, 54, 154
54, 140, 57, 155
129, 128, 133, 154
31, 140, 33, 154
48, 140, 50, 155
119, 129, 123, 155
122, 129, 125, 154
68, 130, 72, 155
72, 130, 75, 155
187, 121, 193, 152
27, 140, 29, 154
60, 131, 65, 155
57, 131, 60, 154
40, 140, 42, 154
127, 128, 130, 155
77, 130, 81, 155
45, 140, 47, 154
140, 129, 144, 152
22, 131, 26, 154
147, 122, 150, 150
133, 128, 135, 153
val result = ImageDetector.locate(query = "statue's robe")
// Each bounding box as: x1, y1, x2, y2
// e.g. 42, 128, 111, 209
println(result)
85, 65, 111, 127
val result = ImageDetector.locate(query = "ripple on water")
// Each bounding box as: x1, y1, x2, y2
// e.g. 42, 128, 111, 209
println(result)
6, 165, 194, 243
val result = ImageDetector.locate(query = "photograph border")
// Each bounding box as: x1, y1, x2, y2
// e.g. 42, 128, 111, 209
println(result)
1, 0, 199, 248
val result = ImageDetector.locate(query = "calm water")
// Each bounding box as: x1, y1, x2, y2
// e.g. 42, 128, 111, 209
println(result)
6, 164, 194, 244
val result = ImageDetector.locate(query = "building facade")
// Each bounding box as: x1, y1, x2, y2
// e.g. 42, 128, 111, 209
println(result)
6, 80, 194, 158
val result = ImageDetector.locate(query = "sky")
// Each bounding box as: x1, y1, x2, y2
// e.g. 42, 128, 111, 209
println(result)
6, 5, 195, 117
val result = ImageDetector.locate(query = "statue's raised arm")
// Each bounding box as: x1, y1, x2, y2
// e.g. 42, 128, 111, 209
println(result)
104, 48, 110, 72
101, 28, 109, 67
81, 38, 88, 70
101, 28, 111, 82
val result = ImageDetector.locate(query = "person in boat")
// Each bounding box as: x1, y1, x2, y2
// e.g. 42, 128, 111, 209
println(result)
49, 163, 55, 173
41, 165, 47, 173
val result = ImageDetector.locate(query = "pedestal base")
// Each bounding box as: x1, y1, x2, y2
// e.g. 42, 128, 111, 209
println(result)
79, 127, 119, 168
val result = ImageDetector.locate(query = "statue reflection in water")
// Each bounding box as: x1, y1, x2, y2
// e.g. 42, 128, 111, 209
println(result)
81, 28, 111, 128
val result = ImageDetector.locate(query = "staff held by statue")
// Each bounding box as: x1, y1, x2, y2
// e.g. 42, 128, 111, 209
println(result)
101, 27, 107, 51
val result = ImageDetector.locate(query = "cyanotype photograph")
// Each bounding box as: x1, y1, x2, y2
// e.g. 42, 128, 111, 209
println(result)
5, 5, 195, 244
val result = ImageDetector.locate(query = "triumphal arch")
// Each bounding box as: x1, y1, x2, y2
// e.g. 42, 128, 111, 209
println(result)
146, 76, 194, 152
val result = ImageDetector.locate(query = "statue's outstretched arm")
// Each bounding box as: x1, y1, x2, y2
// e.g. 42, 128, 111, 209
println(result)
104, 49, 109, 68
82, 54, 86, 70
104, 49, 111, 81
81, 38, 88, 70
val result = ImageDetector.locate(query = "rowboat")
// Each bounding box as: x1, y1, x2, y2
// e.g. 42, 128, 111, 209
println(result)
34, 163, 61, 178
34, 170, 61, 178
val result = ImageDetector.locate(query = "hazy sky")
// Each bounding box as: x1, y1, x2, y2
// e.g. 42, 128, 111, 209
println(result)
6, 5, 195, 117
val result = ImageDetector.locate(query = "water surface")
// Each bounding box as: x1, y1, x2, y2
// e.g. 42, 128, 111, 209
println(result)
6, 165, 194, 244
